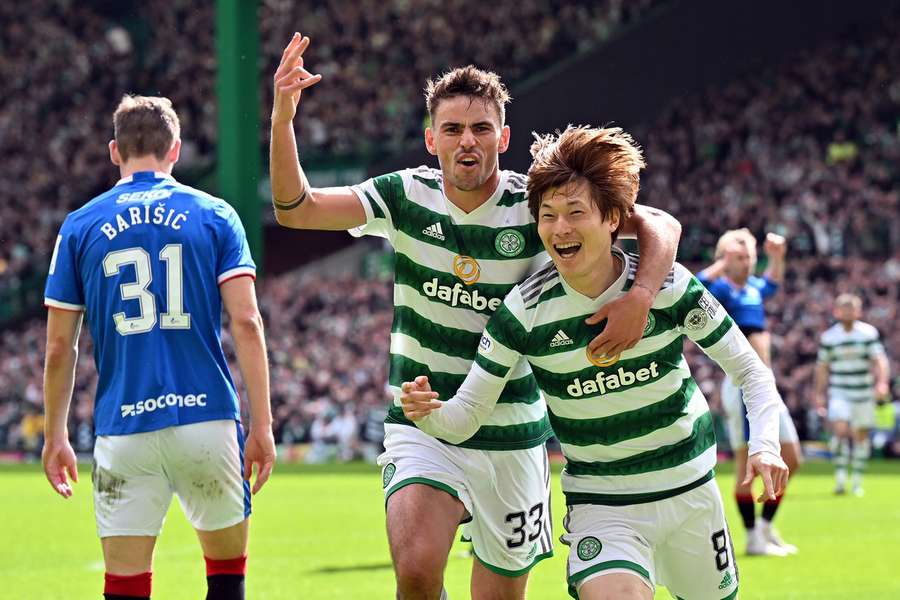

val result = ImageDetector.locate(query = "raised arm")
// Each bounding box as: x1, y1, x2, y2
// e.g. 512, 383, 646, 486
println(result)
698, 257, 728, 283
763, 232, 787, 284
42, 307, 84, 498
587, 204, 681, 358
270, 33, 366, 230
221, 276, 275, 494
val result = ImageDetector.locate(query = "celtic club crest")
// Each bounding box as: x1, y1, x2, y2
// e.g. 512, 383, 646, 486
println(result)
382, 463, 397, 488
495, 229, 525, 257
577, 536, 603, 561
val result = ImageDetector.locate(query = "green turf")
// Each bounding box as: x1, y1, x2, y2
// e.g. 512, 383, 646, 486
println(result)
2, 460, 900, 599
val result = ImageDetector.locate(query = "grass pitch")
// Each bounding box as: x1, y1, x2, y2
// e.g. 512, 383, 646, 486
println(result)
2, 460, 899, 599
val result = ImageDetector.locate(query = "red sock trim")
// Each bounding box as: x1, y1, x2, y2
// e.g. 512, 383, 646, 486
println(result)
764, 495, 782, 506
105, 572, 152, 597
735, 493, 755, 502
205, 555, 247, 576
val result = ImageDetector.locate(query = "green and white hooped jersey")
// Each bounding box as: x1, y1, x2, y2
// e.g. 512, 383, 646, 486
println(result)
818, 321, 885, 402
350, 166, 552, 450
453, 248, 781, 504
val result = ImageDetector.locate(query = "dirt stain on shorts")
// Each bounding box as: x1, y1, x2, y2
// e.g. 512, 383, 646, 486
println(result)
92, 462, 126, 508
192, 478, 224, 500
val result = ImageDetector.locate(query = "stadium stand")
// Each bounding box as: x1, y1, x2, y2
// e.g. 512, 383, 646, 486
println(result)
1, 3, 898, 454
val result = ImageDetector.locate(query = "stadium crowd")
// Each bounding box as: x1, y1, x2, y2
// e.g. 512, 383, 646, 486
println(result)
1, 4, 898, 455
0, 0, 659, 293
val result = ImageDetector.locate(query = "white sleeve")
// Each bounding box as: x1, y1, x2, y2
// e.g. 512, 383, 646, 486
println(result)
699, 326, 781, 457
417, 363, 507, 444
417, 325, 522, 444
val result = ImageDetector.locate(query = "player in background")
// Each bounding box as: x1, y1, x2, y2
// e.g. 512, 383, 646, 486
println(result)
42, 95, 275, 600
401, 125, 789, 600
270, 34, 681, 600
697, 229, 802, 556
814, 293, 890, 496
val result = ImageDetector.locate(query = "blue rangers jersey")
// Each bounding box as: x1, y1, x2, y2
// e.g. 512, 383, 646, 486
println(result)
696, 274, 777, 335
44, 171, 256, 436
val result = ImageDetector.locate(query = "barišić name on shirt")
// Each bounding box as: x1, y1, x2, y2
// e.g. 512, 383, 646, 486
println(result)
100, 201, 189, 240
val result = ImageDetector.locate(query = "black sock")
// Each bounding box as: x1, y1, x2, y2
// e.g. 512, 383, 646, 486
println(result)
206, 574, 245, 600
736, 494, 756, 530
762, 497, 782, 522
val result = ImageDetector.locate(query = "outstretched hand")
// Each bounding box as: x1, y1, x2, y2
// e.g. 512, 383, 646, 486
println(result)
271, 32, 323, 125
743, 451, 790, 502
400, 376, 441, 421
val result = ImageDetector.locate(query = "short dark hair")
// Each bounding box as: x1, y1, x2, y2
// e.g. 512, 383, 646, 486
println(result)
527, 126, 644, 240
424, 66, 511, 125
113, 95, 180, 162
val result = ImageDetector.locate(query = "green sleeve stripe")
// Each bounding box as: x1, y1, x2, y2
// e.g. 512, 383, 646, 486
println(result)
412, 173, 441, 190
550, 379, 696, 446
486, 303, 529, 354
670, 276, 707, 322
496, 189, 527, 207
475, 352, 511, 379
364, 190, 386, 221
371, 173, 403, 221
696, 316, 734, 349
392, 305, 481, 360
564, 412, 715, 476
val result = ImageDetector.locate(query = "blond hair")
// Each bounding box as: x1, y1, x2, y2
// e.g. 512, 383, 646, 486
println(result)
714, 228, 757, 260
834, 293, 862, 310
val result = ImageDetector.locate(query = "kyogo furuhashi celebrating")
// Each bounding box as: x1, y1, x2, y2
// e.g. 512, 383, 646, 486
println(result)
402, 126, 789, 600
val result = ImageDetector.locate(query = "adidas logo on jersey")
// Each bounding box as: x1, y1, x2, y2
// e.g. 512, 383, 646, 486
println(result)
422, 222, 445, 241
567, 362, 660, 397
550, 330, 574, 347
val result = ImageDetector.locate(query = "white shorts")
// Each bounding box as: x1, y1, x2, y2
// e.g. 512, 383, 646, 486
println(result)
562, 478, 738, 600
828, 395, 876, 430
92, 419, 250, 537
379, 423, 553, 576
721, 376, 799, 450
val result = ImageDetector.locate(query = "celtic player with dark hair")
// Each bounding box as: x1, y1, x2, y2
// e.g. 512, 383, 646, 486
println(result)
270, 34, 682, 600
401, 125, 789, 600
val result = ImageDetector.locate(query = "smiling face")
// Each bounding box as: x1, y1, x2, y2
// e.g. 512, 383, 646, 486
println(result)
537, 180, 621, 289
425, 95, 510, 197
